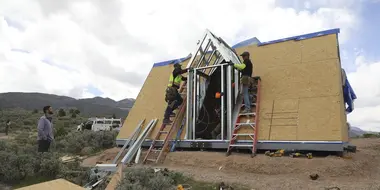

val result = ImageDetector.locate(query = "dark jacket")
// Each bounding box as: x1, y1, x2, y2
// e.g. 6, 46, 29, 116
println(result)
241, 59, 253, 77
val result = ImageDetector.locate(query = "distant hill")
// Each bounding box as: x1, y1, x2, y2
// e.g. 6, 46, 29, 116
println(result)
0, 92, 135, 118
349, 126, 376, 138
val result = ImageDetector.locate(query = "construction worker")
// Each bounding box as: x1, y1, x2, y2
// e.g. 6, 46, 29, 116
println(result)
232, 51, 253, 113
163, 63, 187, 124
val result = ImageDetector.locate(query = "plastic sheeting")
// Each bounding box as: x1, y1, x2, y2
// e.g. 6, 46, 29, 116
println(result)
343, 78, 357, 113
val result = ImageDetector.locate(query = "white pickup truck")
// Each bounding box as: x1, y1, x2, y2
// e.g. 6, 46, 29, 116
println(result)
77, 117, 122, 132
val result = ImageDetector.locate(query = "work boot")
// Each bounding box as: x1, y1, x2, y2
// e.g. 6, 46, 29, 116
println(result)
170, 112, 176, 117
163, 118, 173, 125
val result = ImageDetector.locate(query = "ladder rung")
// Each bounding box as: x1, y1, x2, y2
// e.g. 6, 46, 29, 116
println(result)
239, 112, 256, 116
233, 133, 255, 136
236, 123, 255, 126
231, 145, 255, 148
146, 158, 157, 162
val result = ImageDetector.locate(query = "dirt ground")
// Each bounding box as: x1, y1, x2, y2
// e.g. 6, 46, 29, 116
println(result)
84, 138, 380, 190
81, 147, 121, 167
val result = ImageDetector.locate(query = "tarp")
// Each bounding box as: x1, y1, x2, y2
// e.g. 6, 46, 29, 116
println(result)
343, 78, 357, 113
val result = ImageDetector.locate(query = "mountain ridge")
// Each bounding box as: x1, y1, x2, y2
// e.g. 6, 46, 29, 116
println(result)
0, 92, 135, 118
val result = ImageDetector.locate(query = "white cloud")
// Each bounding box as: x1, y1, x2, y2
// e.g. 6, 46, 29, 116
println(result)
0, 0, 361, 102
347, 57, 380, 131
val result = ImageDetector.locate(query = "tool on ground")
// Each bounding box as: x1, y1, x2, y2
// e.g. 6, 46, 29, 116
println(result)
290, 152, 313, 159
226, 77, 261, 158
177, 184, 192, 190
143, 83, 187, 164
265, 149, 285, 157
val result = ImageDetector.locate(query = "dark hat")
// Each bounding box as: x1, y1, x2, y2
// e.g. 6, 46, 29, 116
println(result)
173, 62, 181, 68
240, 51, 250, 57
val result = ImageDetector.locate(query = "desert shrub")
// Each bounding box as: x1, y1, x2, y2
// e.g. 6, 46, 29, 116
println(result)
0, 139, 93, 186
116, 168, 184, 190
55, 130, 117, 155
58, 109, 66, 117
23, 120, 33, 126
55, 126, 68, 138
362, 133, 380, 138
14, 132, 31, 145
0, 141, 63, 184
23, 125, 32, 131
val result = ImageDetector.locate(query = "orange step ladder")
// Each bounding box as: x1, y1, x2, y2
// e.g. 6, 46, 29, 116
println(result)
226, 77, 261, 157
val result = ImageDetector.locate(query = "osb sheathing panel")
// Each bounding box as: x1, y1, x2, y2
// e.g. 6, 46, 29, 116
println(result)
117, 60, 190, 140
16, 179, 84, 190
236, 34, 347, 141
297, 96, 343, 140
257, 59, 341, 100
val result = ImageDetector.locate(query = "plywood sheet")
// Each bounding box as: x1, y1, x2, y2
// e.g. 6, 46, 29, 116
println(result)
118, 60, 190, 140
256, 100, 274, 140
297, 96, 343, 141
299, 34, 339, 63
270, 125, 297, 140
235, 34, 346, 142
255, 59, 341, 100
16, 179, 84, 190
237, 40, 302, 67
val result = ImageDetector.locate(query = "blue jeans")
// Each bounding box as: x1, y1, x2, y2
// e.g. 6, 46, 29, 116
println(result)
243, 84, 250, 111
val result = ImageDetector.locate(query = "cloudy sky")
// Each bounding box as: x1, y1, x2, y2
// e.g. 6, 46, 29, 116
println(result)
0, 0, 379, 131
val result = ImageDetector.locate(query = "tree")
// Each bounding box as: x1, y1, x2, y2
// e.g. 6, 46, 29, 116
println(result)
69, 109, 75, 114
112, 113, 116, 119
74, 109, 80, 115
58, 109, 66, 117
71, 113, 77, 118
32, 109, 39, 114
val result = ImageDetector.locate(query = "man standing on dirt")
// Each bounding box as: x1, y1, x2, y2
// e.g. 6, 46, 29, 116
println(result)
5, 119, 10, 136
37, 105, 54, 152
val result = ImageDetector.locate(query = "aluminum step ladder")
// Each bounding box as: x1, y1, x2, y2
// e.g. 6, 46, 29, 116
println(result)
143, 84, 187, 164
226, 77, 261, 157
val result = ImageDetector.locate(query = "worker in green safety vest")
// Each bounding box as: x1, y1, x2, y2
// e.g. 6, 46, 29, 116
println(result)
228, 51, 253, 113
163, 63, 188, 124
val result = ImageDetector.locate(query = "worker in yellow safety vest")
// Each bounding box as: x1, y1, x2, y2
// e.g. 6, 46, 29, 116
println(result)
163, 63, 188, 124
